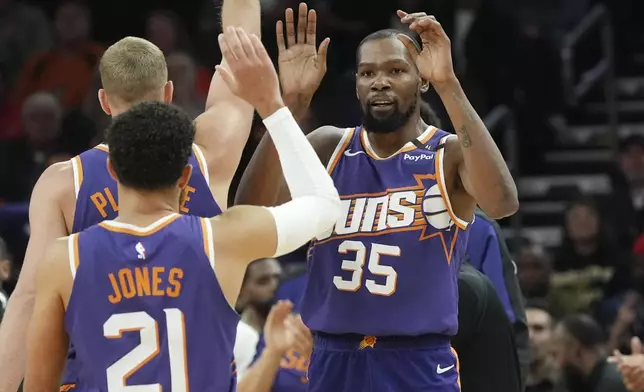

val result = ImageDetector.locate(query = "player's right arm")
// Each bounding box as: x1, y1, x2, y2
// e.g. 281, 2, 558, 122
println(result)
23, 238, 71, 392
0, 163, 70, 392
207, 27, 341, 305
235, 125, 343, 207
211, 109, 341, 304
234, 2, 340, 208
192, 0, 261, 210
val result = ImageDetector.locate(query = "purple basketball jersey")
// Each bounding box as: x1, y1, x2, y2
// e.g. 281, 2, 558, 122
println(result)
301, 126, 472, 337
63, 143, 222, 390
65, 214, 239, 391
71, 143, 221, 233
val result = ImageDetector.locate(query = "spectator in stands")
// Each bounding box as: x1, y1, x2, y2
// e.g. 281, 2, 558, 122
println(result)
145, 10, 214, 101
0, 92, 67, 202
0, 65, 24, 141
516, 240, 597, 319
235, 258, 284, 377
167, 52, 203, 119
0, 0, 52, 96
145, 10, 191, 55
11, 0, 103, 110
234, 259, 313, 392
552, 314, 628, 392
516, 243, 553, 300
0, 0, 52, 140
607, 291, 642, 354
553, 197, 631, 312
525, 300, 557, 392
613, 136, 644, 237
0, 236, 12, 320
602, 236, 644, 353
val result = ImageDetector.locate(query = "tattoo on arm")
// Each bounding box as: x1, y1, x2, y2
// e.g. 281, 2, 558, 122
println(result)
451, 92, 476, 148
458, 125, 472, 148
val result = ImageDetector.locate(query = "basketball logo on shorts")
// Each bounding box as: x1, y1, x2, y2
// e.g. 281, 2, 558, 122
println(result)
358, 336, 377, 350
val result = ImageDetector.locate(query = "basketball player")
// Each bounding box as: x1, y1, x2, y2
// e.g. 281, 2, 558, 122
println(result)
234, 6, 325, 391
0, 0, 261, 389
24, 26, 341, 391
236, 9, 518, 391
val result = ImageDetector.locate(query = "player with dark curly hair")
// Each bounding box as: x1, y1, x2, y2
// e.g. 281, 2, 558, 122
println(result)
0, 0, 271, 389
105, 102, 197, 191
23, 26, 341, 391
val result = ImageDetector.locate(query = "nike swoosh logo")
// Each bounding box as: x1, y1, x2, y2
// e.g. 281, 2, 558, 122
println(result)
436, 364, 454, 374
344, 149, 365, 157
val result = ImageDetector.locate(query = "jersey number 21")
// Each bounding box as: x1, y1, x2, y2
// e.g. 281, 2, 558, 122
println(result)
103, 309, 187, 391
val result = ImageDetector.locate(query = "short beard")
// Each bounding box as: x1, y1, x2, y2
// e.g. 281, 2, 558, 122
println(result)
251, 297, 276, 319
362, 100, 417, 134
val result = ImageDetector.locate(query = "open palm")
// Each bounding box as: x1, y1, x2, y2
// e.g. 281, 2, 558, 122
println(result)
277, 3, 329, 99
264, 300, 296, 354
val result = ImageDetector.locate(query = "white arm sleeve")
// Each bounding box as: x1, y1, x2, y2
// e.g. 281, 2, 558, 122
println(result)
262, 107, 340, 257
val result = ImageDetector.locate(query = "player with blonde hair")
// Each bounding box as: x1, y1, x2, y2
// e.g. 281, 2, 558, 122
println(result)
0, 0, 261, 390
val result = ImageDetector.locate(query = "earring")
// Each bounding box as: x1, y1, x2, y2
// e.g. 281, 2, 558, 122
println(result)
421, 84, 430, 93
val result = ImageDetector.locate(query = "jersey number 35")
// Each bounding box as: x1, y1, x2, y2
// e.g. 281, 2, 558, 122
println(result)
333, 240, 401, 296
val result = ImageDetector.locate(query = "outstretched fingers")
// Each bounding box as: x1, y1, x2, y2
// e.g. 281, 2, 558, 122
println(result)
296, 2, 308, 44
276, 20, 286, 52
285, 8, 296, 47
306, 8, 317, 45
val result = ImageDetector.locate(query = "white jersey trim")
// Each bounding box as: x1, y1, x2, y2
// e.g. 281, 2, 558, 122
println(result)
192, 144, 210, 186
100, 213, 179, 233
70, 157, 81, 199
361, 125, 436, 160
68, 233, 79, 280
325, 128, 353, 172
202, 218, 216, 271
436, 135, 472, 230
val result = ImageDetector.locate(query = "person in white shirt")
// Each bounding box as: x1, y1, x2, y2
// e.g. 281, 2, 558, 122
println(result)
233, 259, 312, 390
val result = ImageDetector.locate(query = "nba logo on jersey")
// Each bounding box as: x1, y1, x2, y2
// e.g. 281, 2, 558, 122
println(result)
135, 242, 146, 259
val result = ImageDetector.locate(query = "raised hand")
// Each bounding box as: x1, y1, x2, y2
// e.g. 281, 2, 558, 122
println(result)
277, 2, 330, 101
396, 10, 456, 86
609, 337, 644, 391
263, 300, 296, 355
216, 26, 283, 117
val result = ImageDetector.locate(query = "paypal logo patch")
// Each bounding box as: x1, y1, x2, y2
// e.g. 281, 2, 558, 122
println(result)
403, 153, 434, 162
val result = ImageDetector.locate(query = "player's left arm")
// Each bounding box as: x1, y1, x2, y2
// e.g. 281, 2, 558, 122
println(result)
23, 239, 70, 392
439, 86, 518, 219
398, 11, 518, 219
193, 0, 260, 210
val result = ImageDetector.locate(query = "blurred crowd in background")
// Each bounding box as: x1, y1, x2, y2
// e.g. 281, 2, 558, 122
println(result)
1, 0, 644, 391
